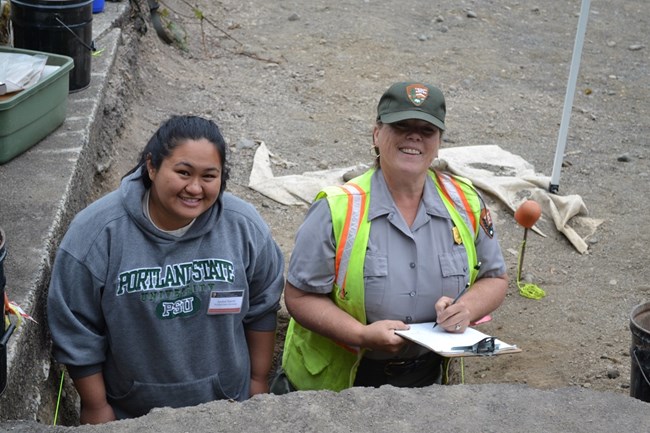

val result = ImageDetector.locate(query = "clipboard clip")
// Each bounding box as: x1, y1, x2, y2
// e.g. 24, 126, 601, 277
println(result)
451, 336, 497, 355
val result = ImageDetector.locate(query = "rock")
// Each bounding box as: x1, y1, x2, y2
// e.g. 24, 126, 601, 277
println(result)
521, 273, 536, 283
236, 138, 257, 149
617, 153, 631, 162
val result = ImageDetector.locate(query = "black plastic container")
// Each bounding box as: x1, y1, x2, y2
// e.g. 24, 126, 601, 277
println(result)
11, 0, 94, 92
630, 302, 650, 402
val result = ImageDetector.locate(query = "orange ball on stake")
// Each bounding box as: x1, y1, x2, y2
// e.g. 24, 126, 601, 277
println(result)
513, 200, 546, 299
514, 200, 542, 229
514, 200, 542, 283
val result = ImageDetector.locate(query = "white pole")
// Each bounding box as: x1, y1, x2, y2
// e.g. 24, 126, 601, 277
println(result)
549, 0, 591, 194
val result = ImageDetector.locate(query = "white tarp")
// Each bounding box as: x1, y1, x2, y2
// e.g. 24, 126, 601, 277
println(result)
248, 142, 601, 254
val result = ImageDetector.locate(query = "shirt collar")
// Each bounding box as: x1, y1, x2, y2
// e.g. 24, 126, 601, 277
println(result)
368, 169, 452, 221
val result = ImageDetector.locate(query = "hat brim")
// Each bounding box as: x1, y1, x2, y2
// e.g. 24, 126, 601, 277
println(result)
379, 111, 445, 131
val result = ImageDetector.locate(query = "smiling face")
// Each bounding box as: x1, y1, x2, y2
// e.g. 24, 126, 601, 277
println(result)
146, 138, 223, 231
373, 119, 441, 180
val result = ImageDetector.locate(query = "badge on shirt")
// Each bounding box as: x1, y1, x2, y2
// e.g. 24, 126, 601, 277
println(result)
452, 226, 463, 244
207, 290, 244, 315
480, 208, 494, 238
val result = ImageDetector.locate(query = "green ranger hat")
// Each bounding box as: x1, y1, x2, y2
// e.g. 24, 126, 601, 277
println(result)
376, 82, 446, 130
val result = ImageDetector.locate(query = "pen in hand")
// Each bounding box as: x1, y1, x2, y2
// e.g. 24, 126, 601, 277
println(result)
433, 283, 470, 329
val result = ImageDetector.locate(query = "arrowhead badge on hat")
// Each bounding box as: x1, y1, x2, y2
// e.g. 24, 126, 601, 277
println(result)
406, 84, 429, 106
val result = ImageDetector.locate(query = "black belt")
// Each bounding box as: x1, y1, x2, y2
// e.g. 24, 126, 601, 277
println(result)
360, 352, 441, 377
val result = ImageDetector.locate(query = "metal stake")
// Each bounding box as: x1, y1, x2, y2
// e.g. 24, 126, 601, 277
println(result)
549, 0, 591, 194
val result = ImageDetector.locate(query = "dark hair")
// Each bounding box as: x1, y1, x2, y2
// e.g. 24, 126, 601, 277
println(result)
124, 115, 230, 194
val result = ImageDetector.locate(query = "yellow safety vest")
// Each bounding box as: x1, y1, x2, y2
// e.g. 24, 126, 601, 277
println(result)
282, 168, 482, 391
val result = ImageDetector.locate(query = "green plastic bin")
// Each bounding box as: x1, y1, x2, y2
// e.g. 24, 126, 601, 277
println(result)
0, 46, 74, 164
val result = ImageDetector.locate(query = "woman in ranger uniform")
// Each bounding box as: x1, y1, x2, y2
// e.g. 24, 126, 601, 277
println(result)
274, 82, 508, 392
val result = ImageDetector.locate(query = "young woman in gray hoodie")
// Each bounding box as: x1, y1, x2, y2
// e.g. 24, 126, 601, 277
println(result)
47, 115, 284, 423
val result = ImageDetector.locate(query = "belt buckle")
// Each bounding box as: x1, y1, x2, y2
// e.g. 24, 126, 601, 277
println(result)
383, 359, 409, 376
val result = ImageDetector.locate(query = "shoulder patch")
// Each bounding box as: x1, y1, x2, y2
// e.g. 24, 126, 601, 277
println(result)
480, 208, 494, 238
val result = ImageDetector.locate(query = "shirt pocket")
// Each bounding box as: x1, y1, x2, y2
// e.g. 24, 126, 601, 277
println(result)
363, 253, 388, 310
438, 251, 468, 295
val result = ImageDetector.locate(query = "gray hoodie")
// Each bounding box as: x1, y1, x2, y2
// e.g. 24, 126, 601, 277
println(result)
47, 171, 284, 419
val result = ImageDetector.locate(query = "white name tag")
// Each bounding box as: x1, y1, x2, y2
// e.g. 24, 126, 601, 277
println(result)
207, 290, 244, 315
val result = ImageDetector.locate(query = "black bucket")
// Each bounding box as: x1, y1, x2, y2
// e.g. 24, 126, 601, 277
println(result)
11, 0, 94, 92
1, 227, 9, 396
630, 302, 650, 402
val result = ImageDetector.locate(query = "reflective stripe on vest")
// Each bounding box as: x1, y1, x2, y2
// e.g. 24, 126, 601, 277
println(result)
434, 171, 478, 238
334, 183, 367, 297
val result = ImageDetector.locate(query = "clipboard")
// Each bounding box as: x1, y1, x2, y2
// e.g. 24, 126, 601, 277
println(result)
394, 322, 521, 357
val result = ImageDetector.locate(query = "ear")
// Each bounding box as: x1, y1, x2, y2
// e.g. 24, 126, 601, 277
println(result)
145, 155, 155, 180
372, 124, 381, 146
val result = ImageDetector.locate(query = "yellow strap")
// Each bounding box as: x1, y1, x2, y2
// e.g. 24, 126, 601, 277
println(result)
516, 239, 546, 299
53, 370, 65, 426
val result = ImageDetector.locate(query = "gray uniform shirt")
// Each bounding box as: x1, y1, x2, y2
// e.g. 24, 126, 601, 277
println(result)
287, 169, 506, 359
